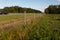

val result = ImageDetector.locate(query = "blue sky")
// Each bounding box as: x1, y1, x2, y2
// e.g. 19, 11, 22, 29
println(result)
0, 0, 60, 12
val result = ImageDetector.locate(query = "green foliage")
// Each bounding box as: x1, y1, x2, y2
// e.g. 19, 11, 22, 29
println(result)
45, 5, 60, 14
0, 6, 41, 13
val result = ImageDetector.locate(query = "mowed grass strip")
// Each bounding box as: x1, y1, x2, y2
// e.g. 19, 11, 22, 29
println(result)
0, 14, 23, 21
0, 13, 42, 28
0, 13, 40, 21
0, 13, 32, 26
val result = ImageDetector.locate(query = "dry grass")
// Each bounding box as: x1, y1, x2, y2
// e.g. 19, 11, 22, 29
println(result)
0, 13, 44, 40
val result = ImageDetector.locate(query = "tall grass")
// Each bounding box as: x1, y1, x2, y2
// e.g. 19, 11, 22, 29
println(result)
26, 14, 60, 40
0, 14, 60, 40
0, 13, 42, 40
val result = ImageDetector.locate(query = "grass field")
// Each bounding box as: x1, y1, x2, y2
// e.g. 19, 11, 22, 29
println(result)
0, 13, 60, 40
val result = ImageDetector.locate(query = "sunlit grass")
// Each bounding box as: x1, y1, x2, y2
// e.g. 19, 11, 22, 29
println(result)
0, 14, 60, 40
0, 13, 42, 40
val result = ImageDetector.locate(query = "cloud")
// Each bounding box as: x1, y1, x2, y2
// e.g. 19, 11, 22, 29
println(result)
57, 0, 60, 1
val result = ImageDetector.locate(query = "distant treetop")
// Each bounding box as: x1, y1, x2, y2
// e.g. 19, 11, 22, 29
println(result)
0, 6, 42, 13
45, 5, 60, 14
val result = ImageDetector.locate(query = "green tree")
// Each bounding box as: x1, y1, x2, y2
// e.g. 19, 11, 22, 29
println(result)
45, 5, 60, 14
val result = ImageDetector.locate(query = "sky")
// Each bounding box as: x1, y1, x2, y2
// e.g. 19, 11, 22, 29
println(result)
0, 0, 60, 12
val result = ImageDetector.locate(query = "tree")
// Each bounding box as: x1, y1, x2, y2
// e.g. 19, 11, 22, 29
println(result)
0, 6, 42, 13
45, 5, 60, 14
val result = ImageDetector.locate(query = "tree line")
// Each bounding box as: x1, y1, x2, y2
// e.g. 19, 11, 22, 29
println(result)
0, 6, 41, 13
45, 5, 60, 14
